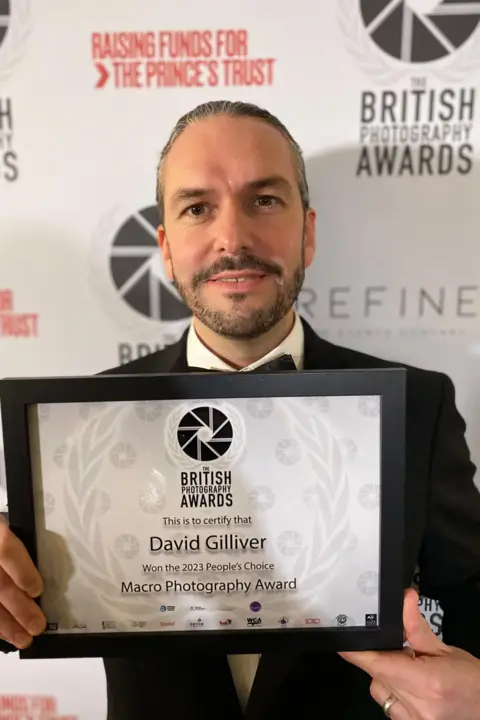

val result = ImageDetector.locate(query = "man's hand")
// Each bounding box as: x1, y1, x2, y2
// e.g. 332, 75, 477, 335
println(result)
0, 516, 46, 648
340, 588, 480, 719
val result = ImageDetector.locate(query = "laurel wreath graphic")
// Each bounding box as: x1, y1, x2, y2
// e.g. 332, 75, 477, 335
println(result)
62, 403, 163, 626
433, 31, 480, 83
263, 399, 350, 615
0, 0, 31, 83
337, 0, 409, 86
164, 401, 246, 470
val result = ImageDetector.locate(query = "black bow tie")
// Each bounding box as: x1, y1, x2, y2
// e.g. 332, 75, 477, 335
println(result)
189, 353, 297, 374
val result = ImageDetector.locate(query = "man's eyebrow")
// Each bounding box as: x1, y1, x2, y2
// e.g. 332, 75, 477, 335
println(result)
170, 175, 293, 209
170, 187, 211, 208
247, 175, 292, 193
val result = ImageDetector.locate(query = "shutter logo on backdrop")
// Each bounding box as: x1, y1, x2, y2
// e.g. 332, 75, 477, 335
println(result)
338, 0, 480, 177
90, 204, 191, 365
109, 205, 190, 324
360, 0, 480, 63
0, 0, 30, 83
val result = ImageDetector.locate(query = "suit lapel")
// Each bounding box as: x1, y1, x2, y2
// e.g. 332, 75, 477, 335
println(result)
157, 330, 190, 373
301, 318, 344, 371
244, 651, 299, 720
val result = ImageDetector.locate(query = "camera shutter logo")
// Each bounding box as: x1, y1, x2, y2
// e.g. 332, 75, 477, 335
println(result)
0, 0, 30, 82
166, 402, 245, 469
359, 0, 480, 63
0, 2, 9, 50
338, 0, 480, 85
177, 406, 234, 462
109, 204, 191, 323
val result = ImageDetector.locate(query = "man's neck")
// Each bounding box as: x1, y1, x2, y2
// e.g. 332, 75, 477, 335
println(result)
192, 311, 296, 370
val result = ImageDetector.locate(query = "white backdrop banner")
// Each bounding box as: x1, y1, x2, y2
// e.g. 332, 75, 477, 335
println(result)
1, 0, 479, 714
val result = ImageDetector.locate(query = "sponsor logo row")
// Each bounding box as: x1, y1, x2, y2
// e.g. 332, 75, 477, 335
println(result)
46, 613, 378, 632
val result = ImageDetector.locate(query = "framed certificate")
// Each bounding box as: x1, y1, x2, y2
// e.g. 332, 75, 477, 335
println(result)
0, 368, 406, 658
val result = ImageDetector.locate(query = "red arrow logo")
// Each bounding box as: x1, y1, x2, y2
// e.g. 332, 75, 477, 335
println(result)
95, 62, 109, 89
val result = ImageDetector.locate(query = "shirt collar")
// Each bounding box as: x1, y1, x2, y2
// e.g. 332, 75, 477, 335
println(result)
186, 312, 304, 371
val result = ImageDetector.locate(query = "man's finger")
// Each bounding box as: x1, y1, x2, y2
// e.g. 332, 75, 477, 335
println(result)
403, 588, 447, 656
0, 566, 46, 636
0, 602, 33, 649
370, 680, 412, 719
0, 523, 43, 597
340, 588, 446, 678
339, 647, 414, 678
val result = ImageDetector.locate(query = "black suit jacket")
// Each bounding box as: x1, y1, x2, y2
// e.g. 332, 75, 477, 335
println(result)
99, 317, 480, 719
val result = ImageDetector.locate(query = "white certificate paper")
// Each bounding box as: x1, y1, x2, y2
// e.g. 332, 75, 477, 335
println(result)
30, 394, 382, 634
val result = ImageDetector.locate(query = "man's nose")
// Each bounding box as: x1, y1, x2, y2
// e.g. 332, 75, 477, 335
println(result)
211, 204, 253, 254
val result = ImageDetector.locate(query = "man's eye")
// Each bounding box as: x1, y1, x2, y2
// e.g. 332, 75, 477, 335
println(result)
255, 195, 279, 207
185, 203, 207, 217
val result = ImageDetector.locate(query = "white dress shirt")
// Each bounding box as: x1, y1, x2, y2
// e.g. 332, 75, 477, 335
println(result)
185, 312, 304, 710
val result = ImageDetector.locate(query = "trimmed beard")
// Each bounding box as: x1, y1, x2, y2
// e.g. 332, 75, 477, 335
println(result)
170, 241, 305, 340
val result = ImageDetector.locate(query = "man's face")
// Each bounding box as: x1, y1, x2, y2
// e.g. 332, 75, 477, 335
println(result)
158, 115, 316, 339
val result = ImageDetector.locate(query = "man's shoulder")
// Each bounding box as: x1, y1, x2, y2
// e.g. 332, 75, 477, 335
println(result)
312, 327, 447, 395
331, 338, 432, 373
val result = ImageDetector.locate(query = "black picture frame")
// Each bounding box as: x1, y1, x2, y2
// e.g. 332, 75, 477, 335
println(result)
0, 368, 406, 659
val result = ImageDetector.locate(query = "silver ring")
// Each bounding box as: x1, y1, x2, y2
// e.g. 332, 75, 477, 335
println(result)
383, 694, 398, 717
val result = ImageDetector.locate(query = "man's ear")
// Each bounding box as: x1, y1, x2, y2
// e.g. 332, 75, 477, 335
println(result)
304, 208, 316, 269
157, 225, 173, 280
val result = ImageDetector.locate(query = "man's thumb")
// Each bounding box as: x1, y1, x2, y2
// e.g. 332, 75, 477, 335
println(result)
403, 588, 446, 656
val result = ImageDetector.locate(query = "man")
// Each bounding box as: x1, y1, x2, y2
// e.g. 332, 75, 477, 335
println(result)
1, 100, 480, 719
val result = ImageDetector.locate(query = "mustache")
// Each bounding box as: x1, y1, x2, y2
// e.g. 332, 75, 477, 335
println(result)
192, 255, 282, 287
